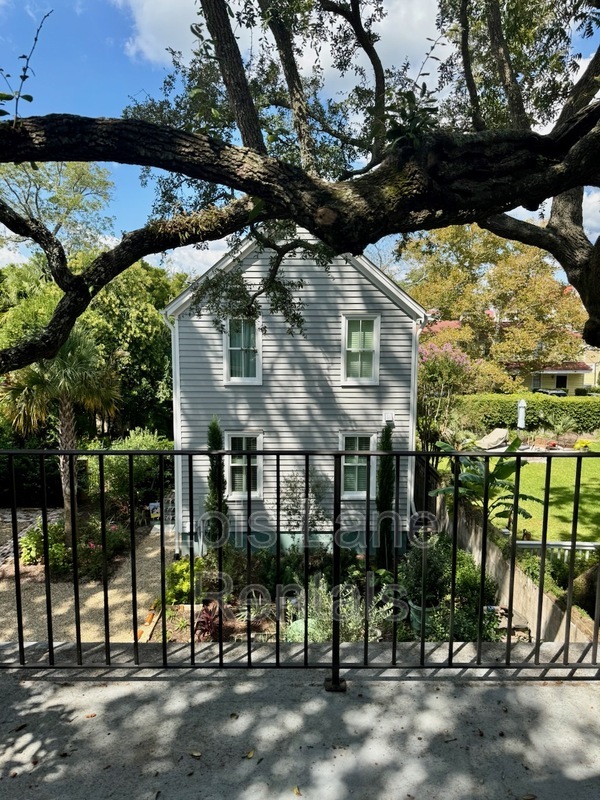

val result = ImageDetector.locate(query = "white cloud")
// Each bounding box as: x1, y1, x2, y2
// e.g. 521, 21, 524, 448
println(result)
110, 0, 197, 64
583, 189, 600, 242
0, 246, 26, 268
112, 0, 439, 78
146, 239, 230, 278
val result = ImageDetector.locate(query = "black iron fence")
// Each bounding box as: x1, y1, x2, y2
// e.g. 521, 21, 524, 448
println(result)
0, 447, 599, 687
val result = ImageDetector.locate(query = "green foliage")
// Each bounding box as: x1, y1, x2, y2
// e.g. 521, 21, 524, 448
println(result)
20, 521, 70, 575
456, 394, 600, 433
284, 575, 395, 644
165, 556, 204, 605
85, 260, 182, 436
540, 410, 578, 437
438, 2, 589, 128
432, 438, 542, 524
400, 534, 500, 641
399, 534, 453, 604
0, 161, 114, 255
20, 516, 129, 581
204, 416, 228, 535
280, 467, 331, 533
418, 342, 473, 448
87, 428, 174, 518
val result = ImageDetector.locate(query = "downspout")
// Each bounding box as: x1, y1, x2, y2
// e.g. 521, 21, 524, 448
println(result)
161, 310, 182, 559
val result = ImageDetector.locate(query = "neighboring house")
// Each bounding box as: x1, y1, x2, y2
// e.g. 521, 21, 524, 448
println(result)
163, 235, 426, 555
529, 361, 593, 395
424, 316, 600, 395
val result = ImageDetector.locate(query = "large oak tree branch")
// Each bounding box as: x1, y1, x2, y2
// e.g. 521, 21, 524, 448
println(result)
0, 196, 273, 373
2, 112, 600, 251
198, 0, 267, 154
2, 105, 600, 361
459, 0, 485, 131
257, 0, 318, 175
320, 0, 387, 164
484, 0, 530, 129
0, 198, 78, 293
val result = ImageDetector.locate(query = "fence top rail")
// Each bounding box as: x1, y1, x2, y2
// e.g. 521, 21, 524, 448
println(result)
0, 447, 599, 458
515, 540, 600, 550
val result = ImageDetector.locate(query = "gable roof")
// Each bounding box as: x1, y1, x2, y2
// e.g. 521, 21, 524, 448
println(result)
163, 235, 427, 322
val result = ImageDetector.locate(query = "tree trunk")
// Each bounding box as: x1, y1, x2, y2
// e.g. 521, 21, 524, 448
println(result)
58, 394, 78, 545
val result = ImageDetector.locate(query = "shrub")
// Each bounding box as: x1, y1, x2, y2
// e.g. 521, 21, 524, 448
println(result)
456, 394, 600, 433
20, 516, 129, 580
398, 534, 500, 642
87, 428, 173, 519
20, 521, 70, 576
284, 575, 396, 643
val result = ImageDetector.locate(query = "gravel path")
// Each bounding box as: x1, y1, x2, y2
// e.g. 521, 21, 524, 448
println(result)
0, 527, 174, 644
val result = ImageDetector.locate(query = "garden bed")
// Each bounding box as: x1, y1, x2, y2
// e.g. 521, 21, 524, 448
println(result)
146, 603, 277, 644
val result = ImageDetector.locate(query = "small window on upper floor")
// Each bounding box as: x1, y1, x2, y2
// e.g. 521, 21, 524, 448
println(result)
224, 318, 262, 385
341, 315, 381, 385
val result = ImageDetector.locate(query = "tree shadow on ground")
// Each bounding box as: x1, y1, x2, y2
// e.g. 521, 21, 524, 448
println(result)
1, 665, 599, 800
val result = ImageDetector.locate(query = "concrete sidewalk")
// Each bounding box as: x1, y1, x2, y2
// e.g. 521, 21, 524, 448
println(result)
1, 669, 599, 800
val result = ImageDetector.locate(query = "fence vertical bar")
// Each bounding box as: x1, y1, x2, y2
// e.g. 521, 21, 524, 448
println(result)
534, 456, 552, 665
159, 454, 168, 667
303, 453, 310, 668
39, 454, 55, 666
448, 452, 460, 667
9, 455, 25, 666
363, 454, 371, 666
563, 455, 583, 665
275, 454, 281, 667
505, 455, 522, 666
325, 454, 346, 691
592, 545, 600, 665
391, 454, 401, 666
98, 454, 111, 666
217, 452, 224, 667
69, 454, 83, 665
188, 453, 195, 666
246, 447, 252, 667
476, 457, 490, 665
128, 454, 140, 666
418, 507, 428, 666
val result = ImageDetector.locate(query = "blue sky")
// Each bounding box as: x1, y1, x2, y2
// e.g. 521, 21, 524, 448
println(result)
1, 0, 599, 275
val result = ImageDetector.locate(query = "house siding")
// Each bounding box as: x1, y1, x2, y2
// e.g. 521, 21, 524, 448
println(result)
171, 247, 421, 548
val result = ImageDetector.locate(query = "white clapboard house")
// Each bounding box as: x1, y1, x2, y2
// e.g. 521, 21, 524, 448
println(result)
163, 234, 426, 555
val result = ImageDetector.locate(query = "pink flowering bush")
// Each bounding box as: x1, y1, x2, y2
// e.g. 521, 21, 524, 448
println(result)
418, 342, 473, 449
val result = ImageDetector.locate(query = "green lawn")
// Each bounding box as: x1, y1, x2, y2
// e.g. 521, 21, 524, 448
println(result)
516, 444, 600, 542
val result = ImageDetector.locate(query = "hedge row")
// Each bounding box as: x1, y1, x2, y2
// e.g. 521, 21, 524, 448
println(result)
455, 394, 600, 433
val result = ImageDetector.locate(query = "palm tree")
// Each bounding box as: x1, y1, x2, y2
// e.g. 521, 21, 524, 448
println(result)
1, 328, 119, 539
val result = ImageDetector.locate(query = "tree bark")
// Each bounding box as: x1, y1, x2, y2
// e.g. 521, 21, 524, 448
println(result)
1, 106, 600, 362
58, 394, 78, 544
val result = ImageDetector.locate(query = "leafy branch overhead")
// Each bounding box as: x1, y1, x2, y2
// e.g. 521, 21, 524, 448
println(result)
1, 2, 600, 372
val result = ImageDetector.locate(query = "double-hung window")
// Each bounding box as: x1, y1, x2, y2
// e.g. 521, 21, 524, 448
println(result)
341, 315, 380, 385
340, 432, 377, 498
224, 318, 262, 385
226, 432, 263, 498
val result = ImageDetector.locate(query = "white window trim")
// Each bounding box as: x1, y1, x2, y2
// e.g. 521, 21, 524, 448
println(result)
339, 431, 378, 500
340, 314, 381, 386
223, 318, 263, 386
224, 430, 264, 500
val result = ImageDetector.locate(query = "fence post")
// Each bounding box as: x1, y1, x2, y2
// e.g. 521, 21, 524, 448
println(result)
325, 454, 347, 692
